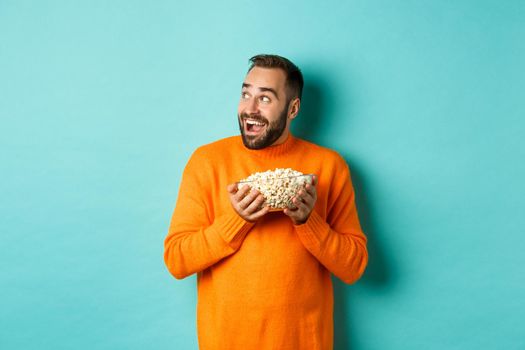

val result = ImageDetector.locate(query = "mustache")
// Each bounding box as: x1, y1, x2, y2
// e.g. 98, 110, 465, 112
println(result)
240, 113, 268, 125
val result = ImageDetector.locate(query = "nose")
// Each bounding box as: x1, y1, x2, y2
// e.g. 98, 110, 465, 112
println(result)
244, 97, 259, 115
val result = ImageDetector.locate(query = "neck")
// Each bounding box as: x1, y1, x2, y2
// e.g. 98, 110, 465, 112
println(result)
271, 129, 290, 146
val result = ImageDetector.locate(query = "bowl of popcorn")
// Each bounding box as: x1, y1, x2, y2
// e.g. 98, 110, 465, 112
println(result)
236, 168, 314, 210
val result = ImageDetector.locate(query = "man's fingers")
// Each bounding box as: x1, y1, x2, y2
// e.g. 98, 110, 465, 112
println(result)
284, 204, 301, 217
295, 189, 314, 207
293, 196, 308, 210
248, 205, 270, 221
227, 184, 270, 223
284, 197, 308, 222
304, 178, 317, 202
283, 176, 317, 225
233, 185, 251, 202
245, 194, 265, 214
227, 183, 238, 194
311, 175, 318, 187
305, 183, 317, 197
238, 189, 260, 210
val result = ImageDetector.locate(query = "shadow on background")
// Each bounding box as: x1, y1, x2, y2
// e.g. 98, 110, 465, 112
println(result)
293, 72, 397, 350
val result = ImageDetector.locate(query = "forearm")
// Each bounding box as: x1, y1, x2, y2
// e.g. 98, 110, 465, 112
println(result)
164, 211, 253, 279
294, 210, 368, 284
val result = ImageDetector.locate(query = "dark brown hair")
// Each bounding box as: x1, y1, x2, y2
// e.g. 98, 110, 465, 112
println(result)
248, 54, 304, 101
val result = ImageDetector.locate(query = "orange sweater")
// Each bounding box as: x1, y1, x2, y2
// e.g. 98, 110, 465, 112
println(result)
164, 134, 368, 350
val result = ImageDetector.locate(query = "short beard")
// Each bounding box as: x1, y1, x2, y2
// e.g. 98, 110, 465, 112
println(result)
238, 106, 288, 150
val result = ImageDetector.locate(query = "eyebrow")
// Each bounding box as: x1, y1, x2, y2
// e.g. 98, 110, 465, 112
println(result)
242, 83, 280, 100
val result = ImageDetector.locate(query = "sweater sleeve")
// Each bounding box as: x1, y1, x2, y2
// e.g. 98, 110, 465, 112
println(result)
294, 158, 368, 284
164, 149, 254, 280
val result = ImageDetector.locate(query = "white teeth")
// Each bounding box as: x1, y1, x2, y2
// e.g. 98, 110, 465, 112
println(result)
246, 119, 265, 126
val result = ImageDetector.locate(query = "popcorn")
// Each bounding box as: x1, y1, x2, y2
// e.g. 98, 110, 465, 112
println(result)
237, 168, 313, 210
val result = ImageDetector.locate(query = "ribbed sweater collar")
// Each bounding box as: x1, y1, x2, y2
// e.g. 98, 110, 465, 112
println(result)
237, 133, 297, 159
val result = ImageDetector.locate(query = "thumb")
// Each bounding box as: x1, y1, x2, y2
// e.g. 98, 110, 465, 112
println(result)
311, 174, 318, 186
227, 183, 238, 194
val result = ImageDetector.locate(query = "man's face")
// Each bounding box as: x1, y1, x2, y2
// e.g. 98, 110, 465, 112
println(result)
237, 67, 290, 150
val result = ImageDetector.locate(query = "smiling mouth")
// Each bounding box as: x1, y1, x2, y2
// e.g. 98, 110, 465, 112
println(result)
244, 118, 267, 135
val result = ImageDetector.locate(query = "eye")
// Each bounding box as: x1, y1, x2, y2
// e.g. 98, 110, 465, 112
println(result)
241, 91, 250, 99
259, 96, 271, 103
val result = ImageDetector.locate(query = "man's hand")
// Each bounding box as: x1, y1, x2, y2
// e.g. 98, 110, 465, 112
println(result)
227, 184, 270, 222
284, 175, 318, 225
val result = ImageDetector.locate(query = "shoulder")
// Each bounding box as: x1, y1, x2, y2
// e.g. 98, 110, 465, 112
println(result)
295, 137, 348, 169
190, 135, 240, 161
181, 136, 240, 179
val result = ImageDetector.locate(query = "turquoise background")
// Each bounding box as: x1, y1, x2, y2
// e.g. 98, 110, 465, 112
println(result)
1, 1, 524, 349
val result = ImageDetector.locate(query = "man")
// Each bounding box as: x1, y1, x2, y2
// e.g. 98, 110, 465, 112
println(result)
164, 54, 368, 350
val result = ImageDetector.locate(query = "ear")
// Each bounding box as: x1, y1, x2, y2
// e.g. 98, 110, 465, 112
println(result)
287, 98, 301, 120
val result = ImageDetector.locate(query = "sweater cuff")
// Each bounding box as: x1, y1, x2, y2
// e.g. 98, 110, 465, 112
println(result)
213, 210, 254, 251
294, 210, 331, 251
